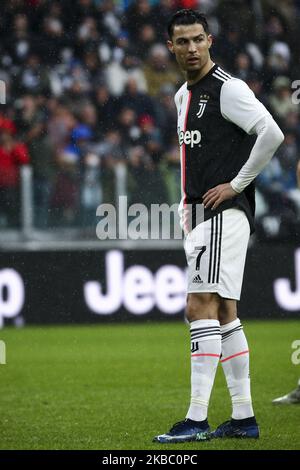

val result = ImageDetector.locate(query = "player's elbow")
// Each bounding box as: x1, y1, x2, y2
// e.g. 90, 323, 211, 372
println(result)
266, 119, 285, 149
274, 127, 285, 147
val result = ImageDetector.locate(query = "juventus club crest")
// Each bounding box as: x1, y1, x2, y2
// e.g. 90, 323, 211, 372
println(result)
196, 94, 210, 118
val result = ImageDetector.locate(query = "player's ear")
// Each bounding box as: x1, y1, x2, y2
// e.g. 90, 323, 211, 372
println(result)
207, 34, 213, 49
167, 40, 174, 54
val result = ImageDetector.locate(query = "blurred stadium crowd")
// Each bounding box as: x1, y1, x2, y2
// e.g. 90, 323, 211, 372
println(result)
0, 0, 300, 239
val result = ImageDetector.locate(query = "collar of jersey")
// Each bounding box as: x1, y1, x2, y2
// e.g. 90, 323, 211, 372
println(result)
187, 63, 218, 90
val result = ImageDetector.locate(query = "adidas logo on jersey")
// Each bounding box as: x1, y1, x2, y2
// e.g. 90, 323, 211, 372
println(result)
192, 274, 203, 284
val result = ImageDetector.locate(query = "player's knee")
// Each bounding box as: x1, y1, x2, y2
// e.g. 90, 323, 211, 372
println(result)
185, 293, 219, 322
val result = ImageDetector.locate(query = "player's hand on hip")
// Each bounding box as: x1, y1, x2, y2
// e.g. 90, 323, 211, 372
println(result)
202, 183, 238, 210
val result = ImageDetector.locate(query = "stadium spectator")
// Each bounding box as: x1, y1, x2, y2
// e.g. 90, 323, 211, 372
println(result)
117, 106, 140, 148
81, 149, 102, 227
160, 135, 181, 206
127, 144, 156, 207
151, 0, 177, 42
38, 12, 67, 65
81, 49, 104, 88
98, 128, 126, 203
0, 117, 30, 226
93, 83, 118, 134
246, 72, 270, 108
105, 54, 147, 96
14, 94, 55, 227
284, 111, 300, 146
125, 0, 155, 43
47, 101, 77, 150
14, 53, 51, 97
143, 44, 180, 96
213, 24, 244, 70
154, 83, 177, 146
7, 13, 33, 64
112, 30, 131, 63
50, 124, 93, 226
79, 101, 101, 140
118, 77, 156, 122
269, 76, 299, 124
233, 52, 253, 82
262, 40, 292, 90
132, 24, 158, 60
257, 156, 297, 212
256, 129, 300, 239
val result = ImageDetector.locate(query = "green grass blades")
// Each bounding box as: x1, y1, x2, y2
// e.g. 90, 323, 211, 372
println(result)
0, 321, 299, 450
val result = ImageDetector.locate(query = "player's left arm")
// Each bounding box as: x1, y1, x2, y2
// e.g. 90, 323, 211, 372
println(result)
203, 78, 284, 210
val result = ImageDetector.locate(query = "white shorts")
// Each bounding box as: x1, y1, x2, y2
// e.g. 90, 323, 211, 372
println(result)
184, 208, 250, 300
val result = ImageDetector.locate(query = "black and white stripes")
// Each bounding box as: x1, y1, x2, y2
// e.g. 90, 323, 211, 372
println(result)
221, 323, 243, 342
208, 213, 223, 284
212, 67, 232, 83
191, 325, 221, 343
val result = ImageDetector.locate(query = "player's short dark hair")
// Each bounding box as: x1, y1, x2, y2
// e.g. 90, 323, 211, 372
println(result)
167, 9, 209, 39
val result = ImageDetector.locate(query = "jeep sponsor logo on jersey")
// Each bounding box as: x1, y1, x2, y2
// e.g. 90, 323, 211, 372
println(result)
178, 129, 201, 148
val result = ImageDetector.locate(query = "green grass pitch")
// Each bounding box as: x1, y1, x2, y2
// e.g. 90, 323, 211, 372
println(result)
0, 320, 299, 450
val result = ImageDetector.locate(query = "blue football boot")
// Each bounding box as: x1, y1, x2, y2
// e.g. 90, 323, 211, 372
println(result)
212, 417, 259, 439
153, 418, 210, 443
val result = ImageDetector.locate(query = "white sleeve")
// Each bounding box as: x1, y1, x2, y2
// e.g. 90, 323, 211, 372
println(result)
174, 93, 179, 113
220, 78, 270, 134
220, 78, 284, 193
230, 115, 284, 193
174, 84, 184, 112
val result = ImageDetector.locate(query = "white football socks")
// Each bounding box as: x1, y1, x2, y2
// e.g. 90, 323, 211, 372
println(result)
186, 319, 221, 422
220, 318, 254, 419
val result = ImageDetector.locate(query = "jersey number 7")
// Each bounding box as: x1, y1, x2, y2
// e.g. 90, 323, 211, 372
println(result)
195, 246, 206, 272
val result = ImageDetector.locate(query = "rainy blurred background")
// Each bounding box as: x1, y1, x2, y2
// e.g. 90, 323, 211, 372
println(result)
0, 0, 300, 325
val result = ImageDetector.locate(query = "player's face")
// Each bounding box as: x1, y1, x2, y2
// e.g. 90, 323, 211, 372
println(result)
168, 23, 212, 73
